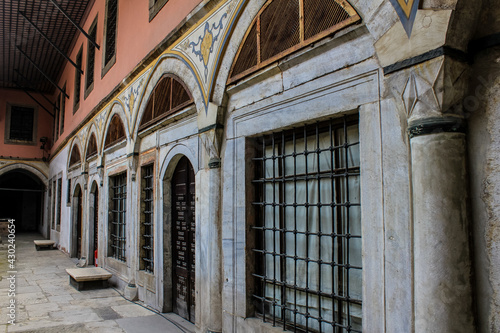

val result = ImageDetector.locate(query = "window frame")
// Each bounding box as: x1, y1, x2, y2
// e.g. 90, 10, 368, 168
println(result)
56, 177, 62, 232
66, 178, 72, 206
251, 116, 362, 332
102, 0, 118, 78
74, 45, 84, 113
50, 179, 56, 230
85, 16, 98, 99
108, 171, 127, 262
139, 163, 155, 273
54, 98, 59, 142
60, 84, 66, 135
148, 0, 168, 21
4, 104, 38, 145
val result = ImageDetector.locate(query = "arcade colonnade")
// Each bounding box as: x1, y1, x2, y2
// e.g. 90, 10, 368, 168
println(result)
1, 0, 498, 332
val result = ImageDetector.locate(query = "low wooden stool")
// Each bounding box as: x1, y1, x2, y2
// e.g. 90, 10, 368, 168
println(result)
34, 240, 56, 251
65, 267, 112, 291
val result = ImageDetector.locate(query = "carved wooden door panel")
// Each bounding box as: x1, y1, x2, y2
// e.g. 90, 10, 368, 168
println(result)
172, 157, 195, 323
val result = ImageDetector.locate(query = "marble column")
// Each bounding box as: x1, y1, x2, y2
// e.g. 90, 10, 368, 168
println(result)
197, 127, 223, 333
409, 117, 475, 332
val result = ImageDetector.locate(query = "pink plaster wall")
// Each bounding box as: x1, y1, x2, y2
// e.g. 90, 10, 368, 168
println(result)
0, 89, 53, 160
52, 0, 202, 153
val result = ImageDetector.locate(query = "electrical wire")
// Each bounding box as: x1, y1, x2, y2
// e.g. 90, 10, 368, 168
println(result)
112, 287, 190, 333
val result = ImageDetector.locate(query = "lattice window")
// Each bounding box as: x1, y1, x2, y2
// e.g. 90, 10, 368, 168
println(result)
86, 134, 98, 159
252, 116, 362, 332
140, 164, 154, 273
229, 0, 360, 83
104, 0, 118, 67
9, 106, 34, 142
104, 114, 126, 149
86, 19, 98, 92
109, 172, 127, 262
69, 145, 81, 167
74, 46, 83, 111
139, 75, 193, 130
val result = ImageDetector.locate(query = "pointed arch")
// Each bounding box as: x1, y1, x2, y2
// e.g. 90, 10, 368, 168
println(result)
101, 102, 129, 152
69, 145, 82, 167
138, 74, 194, 132
104, 114, 126, 149
84, 123, 100, 160
86, 133, 98, 159
228, 0, 360, 84
133, 56, 202, 143
68, 138, 83, 169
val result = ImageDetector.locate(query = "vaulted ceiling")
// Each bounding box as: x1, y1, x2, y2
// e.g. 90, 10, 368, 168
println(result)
0, 0, 91, 96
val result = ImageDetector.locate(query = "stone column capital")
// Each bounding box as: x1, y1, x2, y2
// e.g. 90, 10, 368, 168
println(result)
199, 124, 224, 169
127, 152, 139, 181
388, 55, 470, 124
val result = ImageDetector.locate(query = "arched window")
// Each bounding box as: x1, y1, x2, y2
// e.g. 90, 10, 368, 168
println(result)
228, 0, 360, 84
69, 145, 81, 167
104, 114, 126, 149
86, 134, 98, 159
139, 75, 193, 131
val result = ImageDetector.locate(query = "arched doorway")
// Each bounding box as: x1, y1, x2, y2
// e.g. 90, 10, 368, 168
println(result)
0, 169, 44, 232
170, 156, 196, 322
71, 184, 83, 258
89, 182, 99, 266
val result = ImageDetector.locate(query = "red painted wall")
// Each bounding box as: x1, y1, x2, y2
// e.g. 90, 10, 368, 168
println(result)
52, 0, 202, 153
0, 89, 53, 160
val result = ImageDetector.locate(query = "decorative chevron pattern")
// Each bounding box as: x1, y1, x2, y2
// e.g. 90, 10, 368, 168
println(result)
389, 0, 420, 37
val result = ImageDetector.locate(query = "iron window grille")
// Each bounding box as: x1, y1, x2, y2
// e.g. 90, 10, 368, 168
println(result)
140, 164, 154, 273
252, 115, 362, 332
110, 172, 127, 262
9, 105, 34, 142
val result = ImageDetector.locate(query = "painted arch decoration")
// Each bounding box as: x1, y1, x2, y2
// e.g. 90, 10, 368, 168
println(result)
169, 0, 246, 112
389, 0, 420, 37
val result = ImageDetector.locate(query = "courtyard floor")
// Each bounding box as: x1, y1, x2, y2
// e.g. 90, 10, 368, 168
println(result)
0, 233, 195, 333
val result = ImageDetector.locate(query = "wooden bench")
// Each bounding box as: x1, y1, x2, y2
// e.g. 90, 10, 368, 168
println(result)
65, 267, 112, 291
34, 240, 56, 251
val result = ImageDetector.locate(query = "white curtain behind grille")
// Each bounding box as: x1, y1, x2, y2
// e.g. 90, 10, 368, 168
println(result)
262, 124, 361, 332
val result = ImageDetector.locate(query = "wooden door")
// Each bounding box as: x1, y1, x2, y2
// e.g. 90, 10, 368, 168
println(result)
171, 157, 195, 323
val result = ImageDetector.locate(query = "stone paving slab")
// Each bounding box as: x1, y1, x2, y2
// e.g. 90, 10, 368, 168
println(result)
0, 233, 194, 333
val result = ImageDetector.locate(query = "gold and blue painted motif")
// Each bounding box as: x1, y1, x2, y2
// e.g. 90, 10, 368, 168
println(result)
389, 0, 420, 37
169, 0, 246, 113
189, 15, 228, 82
